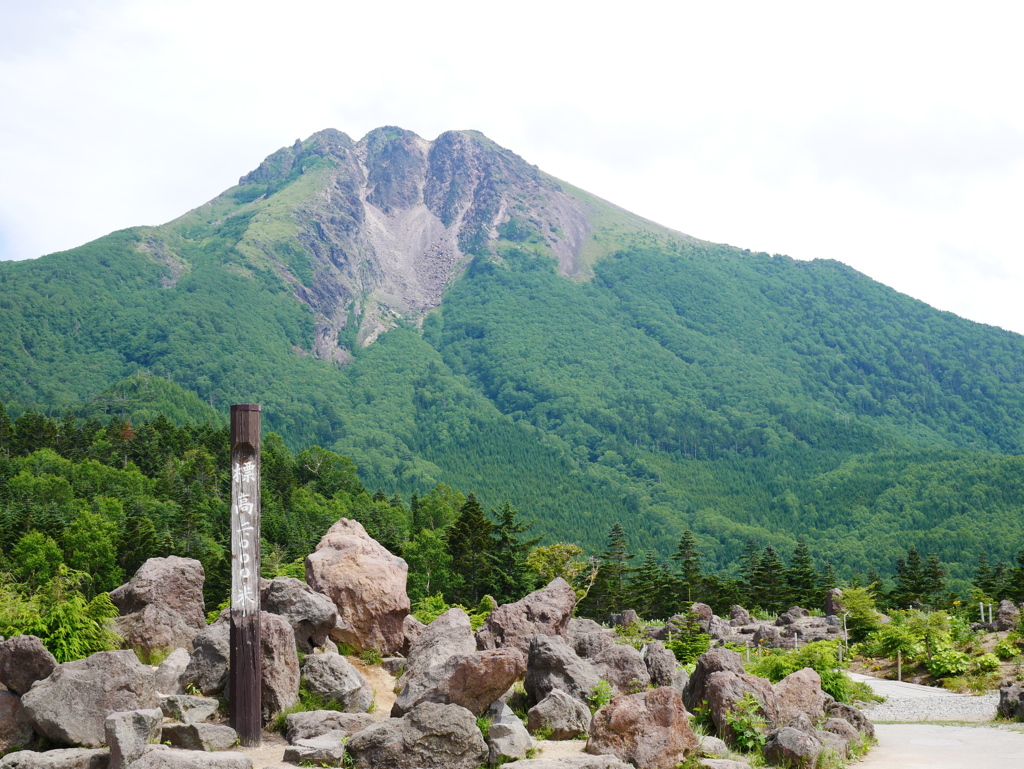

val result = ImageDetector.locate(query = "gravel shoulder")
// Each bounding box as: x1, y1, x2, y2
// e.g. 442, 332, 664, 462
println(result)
850, 672, 998, 723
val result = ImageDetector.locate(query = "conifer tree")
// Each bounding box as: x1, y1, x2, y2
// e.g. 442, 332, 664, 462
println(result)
0, 402, 11, 455
892, 546, 929, 608
628, 551, 673, 619
785, 538, 818, 609
447, 493, 494, 604
489, 502, 540, 604
752, 545, 787, 614
671, 530, 704, 604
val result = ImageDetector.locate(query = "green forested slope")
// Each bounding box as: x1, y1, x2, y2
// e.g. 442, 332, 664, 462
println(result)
2, 137, 1024, 591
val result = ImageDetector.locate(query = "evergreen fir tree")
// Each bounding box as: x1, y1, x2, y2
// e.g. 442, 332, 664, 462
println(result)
739, 538, 760, 605
671, 530, 703, 605
628, 551, 673, 619
0, 402, 11, 455
973, 553, 994, 597
752, 545, 787, 614
489, 501, 540, 604
447, 494, 495, 604
785, 538, 818, 609
892, 546, 929, 608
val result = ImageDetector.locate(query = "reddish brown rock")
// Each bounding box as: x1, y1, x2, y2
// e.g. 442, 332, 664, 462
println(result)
394, 647, 526, 716
681, 648, 745, 712
109, 557, 207, 658
306, 518, 410, 655
476, 579, 576, 655
774, 667, 826, 725
260, 611, 300, 723
704, 670, 779, 747
586, 687, 698, 769
0, 690, 36, 754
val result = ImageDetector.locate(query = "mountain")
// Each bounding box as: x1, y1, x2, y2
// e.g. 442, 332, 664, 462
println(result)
2, 126, 1023, 590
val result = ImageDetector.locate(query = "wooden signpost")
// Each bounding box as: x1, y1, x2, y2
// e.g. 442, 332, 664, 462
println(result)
230, 404, 262, 746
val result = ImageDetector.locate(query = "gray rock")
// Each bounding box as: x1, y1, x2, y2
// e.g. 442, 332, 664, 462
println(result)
404, 609, 476, 683
476, 579, 577, 655
996, 601, 1021, 632
1, 690, 36, 755
0, 748, 109, 769
824, 702, 874, 738
183, 622, 230, 696
110, 557, 207, 660
682, 648, 745, 712
161, 723, 238, 751
524, 635, 601, 706
998, 681, 1024, 720
507, 758, 632, 769
527, 689, 591, 740
773, 667, 826, 725
258, 612, 301, 723
0, 637, 57, 697
697, 734, 730, 758
643, 641, 676, 687
729, 606, 753, 626
260, 577, 338, 653
699, 761, 749, 769
346, 701, 488, 769
393, 648, 525, 717
302, 653, 374, 713
380, 657, 406, 677
158, 695, 218, 725
591, 644, 650, 696
763, 726, 821, 768
153, 649, 190, 696
21, 650, 158, 748
487, 719, 533, 765
128, 749, 252, 768
402, 615, 426, 656
282, 732, 346, 766
306, 518, 410, 655
284, 710, 374, 743
705, 670, 779, 746
105, 709, 162, 769
573, 631, 615, 659
487, 701, 520, 726
821, 717, 859, 742
671, 668, 689, 695
751, 624, 784, 649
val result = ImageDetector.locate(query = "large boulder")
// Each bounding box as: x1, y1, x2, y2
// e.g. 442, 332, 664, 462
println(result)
824, 589, 843, 617
527, 689, 592, 740
260, 577, 338, 653
524, 636, 601, 706
586, 687, 698, 769
105, 708, 162, 769
704, 670, 779, 746
159, 695, 218, 724
306, 518, 410, 655
129, 750, 252, 768
682, 648, 745, 712
21, 650, 158, 748
0, 748, 110, 768
284, 711, 375, 743
729, 606, 753, 626
643, 641, 676, 687
476, 579, 577, 655
282, 732, 347, 766
183, 622, 230, 696
1, 690, 36, 755
258, 612, 300, 723
824, 702, 874, 738
591, 644, 650, 696
773, 667, 826, 725
154, 648, 190, 696
0, 637, 57, 696
109, 557, 207, 659
394, 648, 525, 716
996, 601, 1021, 632
302, 653, 374, 713
487, 718, 533, 765
345, 701, 488, 769
998, 681, 1024, 720
402, 608, 476, 681
161, 723, 239, 752
763, 726, 822, 768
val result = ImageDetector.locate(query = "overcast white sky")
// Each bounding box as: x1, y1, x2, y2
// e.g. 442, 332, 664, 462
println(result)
2, 1, 1022, 333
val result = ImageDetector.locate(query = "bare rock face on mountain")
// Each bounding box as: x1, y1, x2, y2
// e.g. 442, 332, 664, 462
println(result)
109, 557, 207, 657
205, 127, 598, 362
306, 518, 409, 655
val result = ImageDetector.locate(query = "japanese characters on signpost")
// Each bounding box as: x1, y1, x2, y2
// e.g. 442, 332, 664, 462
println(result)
230, 404, 261, 746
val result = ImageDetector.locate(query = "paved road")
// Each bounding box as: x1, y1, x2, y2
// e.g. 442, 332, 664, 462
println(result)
849, 671, 1022, 768
858, 723, 1024, 768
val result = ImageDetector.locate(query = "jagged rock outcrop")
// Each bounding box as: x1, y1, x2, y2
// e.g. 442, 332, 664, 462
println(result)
109, 557, 207, 658
306, 518, 409, 655
21, 650, 158, 748
524, 636, 601, 706
586, 687, 698, 769
260, 576, 338, 653
476, 578, 577, 655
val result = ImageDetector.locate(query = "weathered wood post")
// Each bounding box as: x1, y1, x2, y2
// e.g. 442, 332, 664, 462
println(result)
230, 404, 261, 746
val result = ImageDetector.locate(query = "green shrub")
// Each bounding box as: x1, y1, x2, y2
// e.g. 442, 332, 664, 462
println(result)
748, 641, 862, 703
926, 649, 971, 678
724, 692, 767, 753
